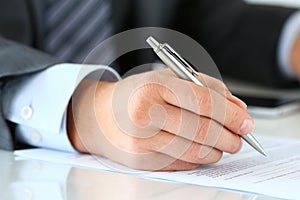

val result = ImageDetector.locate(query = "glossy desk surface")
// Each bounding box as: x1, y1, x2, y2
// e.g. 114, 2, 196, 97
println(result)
1, 112, 300, 200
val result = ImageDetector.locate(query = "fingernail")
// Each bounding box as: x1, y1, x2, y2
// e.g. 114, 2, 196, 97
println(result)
239, 119, 254, 134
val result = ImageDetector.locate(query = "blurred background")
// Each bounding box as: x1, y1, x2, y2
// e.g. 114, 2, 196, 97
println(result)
246, 0, 300, 8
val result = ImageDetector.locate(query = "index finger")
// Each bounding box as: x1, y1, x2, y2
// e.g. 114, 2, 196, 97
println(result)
197, 73, 247, 110
158, 77, 254, 135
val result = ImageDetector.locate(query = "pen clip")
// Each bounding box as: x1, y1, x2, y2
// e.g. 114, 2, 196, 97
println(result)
163, 44, 199, 79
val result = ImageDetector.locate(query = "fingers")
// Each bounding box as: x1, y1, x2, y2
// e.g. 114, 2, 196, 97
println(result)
226, 94, 248, 111
126, 149, 200, 171
148, 68, 246, 110
142, 154, 200, 171
197, 73, 228, 94
160, 159, 199, 171
91, 69, 251, 171
158, 79, 254, 135
192, 71, 247, 110
220, 96, 254, 135
145, 130, 223, 165
101, 128, 224, 171
150, 104, 242, 153
150, 129, 229, 161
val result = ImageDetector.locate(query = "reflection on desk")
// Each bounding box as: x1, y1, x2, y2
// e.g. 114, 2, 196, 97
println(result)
0, 150, 263, 200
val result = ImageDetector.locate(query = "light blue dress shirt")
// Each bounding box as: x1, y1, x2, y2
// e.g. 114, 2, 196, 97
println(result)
2, 63, 120, 152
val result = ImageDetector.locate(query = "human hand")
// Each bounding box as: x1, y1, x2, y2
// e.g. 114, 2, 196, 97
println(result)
67, 69, 253, 171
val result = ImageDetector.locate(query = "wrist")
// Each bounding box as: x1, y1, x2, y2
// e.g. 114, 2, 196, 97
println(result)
67, 100, 87, 153
66, 80, 116, 155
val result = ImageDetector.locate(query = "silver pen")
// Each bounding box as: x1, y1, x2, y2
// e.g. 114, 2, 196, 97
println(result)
146, 36, 266, 156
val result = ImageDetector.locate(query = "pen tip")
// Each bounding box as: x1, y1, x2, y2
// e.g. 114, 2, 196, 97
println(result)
242, 134, 267, 157
146, 36, 159, 49
259, 149, 267, 157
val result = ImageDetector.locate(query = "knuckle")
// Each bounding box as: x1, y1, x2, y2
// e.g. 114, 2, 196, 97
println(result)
128, 76, 166, 127
210, 77, 225, 88
128, 94, 151, 127
217, 80, 227, 91
202, 74, 228, 95
199, 89, 212, 113
181, 143, 202, 164
191, 85, 212, 112
188, 149, 202, 164
129, 102, 147, 125
195, 120, 210, 143
227, 108, 242, 130
185, 83, 213, 115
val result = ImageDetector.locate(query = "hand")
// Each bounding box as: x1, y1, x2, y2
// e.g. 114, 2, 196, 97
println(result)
67, 69, 254, 171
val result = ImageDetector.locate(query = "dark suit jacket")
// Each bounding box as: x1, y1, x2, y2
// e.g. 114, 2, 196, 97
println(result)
0, 0, 297, 150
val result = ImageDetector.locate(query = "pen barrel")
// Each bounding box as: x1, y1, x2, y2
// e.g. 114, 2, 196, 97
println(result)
157, 48, 204, 86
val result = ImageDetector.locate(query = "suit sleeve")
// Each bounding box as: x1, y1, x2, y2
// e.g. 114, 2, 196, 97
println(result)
0, 37, 58, 150
174, 0, 297, 87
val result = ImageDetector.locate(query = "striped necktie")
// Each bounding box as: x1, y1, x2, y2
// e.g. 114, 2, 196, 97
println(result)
44, 0, 113, 63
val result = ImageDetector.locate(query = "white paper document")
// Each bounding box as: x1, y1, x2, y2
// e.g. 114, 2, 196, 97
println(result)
15, 135, 300, 199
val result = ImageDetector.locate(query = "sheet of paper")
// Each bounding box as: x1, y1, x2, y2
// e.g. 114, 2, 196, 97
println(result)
15, 135, 300, 199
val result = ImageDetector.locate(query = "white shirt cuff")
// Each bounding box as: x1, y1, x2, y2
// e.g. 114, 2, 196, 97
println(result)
2, 63, 120, 152
278, 11, 300, 79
